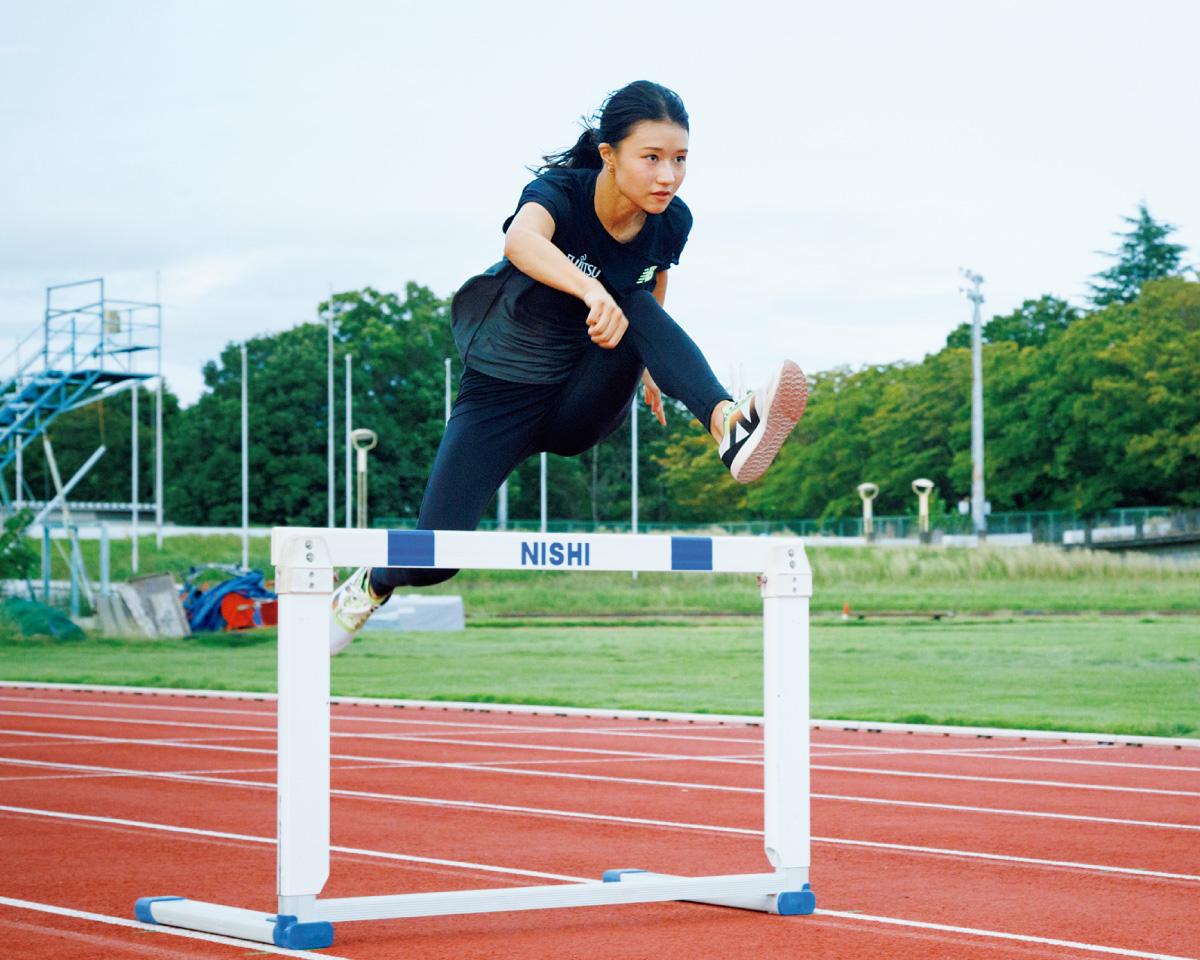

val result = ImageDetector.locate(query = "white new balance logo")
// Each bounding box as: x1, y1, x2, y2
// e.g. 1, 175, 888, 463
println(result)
637, 265, 657, 285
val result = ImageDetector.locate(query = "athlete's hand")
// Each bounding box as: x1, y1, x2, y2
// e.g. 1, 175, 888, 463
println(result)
642, 370, 666, 426
582, 283, 628, 349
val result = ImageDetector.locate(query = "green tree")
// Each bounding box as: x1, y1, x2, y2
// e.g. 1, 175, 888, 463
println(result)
165, 284, 458, 527
15, 385, 182, 509
945, 295, 1078, 349
1044, 277, 1200, 511
1090, 204, 1189, 306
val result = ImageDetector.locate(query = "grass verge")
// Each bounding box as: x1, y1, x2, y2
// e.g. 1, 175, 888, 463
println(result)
3, 616, 1196, 737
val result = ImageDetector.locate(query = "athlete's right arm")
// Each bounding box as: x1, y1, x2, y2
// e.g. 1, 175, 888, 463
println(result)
503, 202, 628, 349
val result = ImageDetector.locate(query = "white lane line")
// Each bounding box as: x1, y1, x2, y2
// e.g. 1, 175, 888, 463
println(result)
813, 836, 1200, 882
3, 727, 1190, 801
0, 729, 278, 755
6, 683, 1198, 750
0, 712, 763, 764
810, 764, 1200, 798
812, 742, 1122, 757
8, 703, 1197, 775
0, 805, 587, 882
5, 754, 1197, 836
4, 804, 1198, 959
0, 896, 350, 959
816, 793, 1200, 831
816, 908, 1199, 960
814, 743, 1200, 772
0, 695, 761, 743
4, 802, 1196, 890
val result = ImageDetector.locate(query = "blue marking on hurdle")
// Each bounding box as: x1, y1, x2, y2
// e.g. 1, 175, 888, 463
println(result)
272, 914, 335, 949
387, 530, 435, 567
670, 536, 713, 571
602, 869, 647, 883
776, 883, 816, 916
134, 896, 182, 924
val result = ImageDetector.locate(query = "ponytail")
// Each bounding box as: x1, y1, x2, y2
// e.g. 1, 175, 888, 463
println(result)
535, 81, 688, 174
538, 124, 602, 172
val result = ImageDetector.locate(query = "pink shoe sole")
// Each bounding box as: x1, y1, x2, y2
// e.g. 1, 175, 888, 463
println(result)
730, 360, 808, 483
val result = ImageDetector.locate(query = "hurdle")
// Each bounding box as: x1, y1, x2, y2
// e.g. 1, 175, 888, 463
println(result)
135, 527, 815, 949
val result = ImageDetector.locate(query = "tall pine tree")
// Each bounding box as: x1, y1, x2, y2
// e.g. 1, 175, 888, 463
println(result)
1090, 204, 1188, 306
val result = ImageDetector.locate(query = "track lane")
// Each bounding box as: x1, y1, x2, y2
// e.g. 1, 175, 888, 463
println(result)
2, 688, 1198, 959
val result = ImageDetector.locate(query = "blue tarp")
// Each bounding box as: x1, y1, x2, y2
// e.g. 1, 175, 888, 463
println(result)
182, 570, 276, 632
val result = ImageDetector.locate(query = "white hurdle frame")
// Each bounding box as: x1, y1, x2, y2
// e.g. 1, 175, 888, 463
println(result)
136, 527, 815, 950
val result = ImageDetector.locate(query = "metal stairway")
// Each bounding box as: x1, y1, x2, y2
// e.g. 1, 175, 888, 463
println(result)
0, 278, 160, 475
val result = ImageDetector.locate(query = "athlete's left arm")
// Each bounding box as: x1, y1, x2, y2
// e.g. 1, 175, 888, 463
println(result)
640, 271, 669, 426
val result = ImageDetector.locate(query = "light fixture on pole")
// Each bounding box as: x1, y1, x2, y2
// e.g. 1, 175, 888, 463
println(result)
856, 482, 879, 543
351, 428, 379, 529
912, 478, 935, 546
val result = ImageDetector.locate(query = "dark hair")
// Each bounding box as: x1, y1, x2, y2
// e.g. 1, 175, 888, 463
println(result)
538, 81, 689, 172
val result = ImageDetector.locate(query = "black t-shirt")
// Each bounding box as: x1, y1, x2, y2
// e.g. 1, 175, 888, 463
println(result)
462, 166, 693, 384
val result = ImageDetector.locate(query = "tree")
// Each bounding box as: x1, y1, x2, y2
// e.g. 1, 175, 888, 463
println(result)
165, 284, 459, 527
945, 295, 1078, 349
1090, 204, 1189, 306
15, 385, 182, 509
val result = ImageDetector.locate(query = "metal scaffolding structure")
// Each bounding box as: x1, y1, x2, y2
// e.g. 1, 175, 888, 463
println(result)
1, 278, 163, 547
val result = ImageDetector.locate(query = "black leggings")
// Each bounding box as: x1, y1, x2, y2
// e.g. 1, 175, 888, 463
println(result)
370, 290, 729, 592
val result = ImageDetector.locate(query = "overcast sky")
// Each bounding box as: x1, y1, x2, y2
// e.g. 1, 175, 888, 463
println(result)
1, 1, 1196, 406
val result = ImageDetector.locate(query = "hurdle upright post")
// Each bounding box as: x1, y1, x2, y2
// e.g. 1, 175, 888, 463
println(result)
760, 545, 812, 890
274, 534, 334, 930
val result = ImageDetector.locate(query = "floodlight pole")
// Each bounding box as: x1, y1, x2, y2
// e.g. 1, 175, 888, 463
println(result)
326, 298, 335, 529
961, 270, 986, 539
131, 379, 139, 574
241, 343, 250, 569
155, 275, 163, 550
345, 356, 352, 529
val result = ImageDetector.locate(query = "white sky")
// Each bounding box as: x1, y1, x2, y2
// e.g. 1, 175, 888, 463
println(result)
1, 1, 1196, 405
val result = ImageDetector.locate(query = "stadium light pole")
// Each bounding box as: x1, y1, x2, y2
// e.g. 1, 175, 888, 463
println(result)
961, 269, 986, 540
131, 373, 138, 574
326, 295, 335, 528
241, 342, 249, 568
345, 355, 352, 529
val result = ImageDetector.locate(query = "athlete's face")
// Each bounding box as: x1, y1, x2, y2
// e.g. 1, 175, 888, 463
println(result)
607, 120, 689, 214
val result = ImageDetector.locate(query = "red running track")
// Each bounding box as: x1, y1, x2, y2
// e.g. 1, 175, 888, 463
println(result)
0, 685, 1197, 960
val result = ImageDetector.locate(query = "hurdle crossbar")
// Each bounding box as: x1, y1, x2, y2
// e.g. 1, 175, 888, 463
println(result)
136, 527, 815, 950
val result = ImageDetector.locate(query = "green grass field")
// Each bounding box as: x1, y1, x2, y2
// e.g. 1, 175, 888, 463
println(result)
7, 536, 1197, 737
2, 616, 1196, 737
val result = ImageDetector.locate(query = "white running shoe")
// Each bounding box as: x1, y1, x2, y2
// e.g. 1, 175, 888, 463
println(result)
330, 566, 388, 655
718, 360, 808, 484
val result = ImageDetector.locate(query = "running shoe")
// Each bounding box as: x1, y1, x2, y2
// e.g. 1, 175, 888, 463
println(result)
330, 566, 388, 655
718, 360, 808, 484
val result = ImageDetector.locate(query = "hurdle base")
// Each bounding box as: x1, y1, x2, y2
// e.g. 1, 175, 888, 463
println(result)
135, 871, 811, 947
602, 869, 815, 915
135, 897, 334, 949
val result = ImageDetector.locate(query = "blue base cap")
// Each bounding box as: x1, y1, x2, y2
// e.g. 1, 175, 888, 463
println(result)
602, 868, 647, 883
273, 914, 335, 949
777, 883, 816, 916
134, 897, 183, 924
